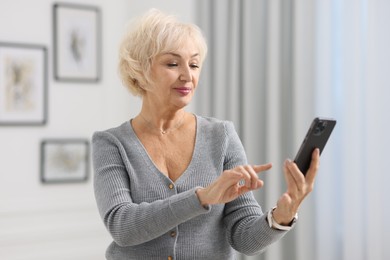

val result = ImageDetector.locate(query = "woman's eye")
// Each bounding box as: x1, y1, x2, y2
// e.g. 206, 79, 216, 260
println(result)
190, 64, 199, 69
167, 63, 178, 67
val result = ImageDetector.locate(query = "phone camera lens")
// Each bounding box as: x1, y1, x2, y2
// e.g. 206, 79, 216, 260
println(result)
314, 121, 327, 136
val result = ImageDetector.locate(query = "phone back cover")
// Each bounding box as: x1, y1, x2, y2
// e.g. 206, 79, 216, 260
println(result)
294, 118, 336, 174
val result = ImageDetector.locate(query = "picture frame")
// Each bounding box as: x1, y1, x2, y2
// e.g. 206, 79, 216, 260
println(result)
53, 3, 101, 82
40, 139, 90, 183
0, 42, 47, 126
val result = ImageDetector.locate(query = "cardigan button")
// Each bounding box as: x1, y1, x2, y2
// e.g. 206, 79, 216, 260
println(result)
168, 256, 173, 260
170, 231, 177, 237
168, 183, 174, 189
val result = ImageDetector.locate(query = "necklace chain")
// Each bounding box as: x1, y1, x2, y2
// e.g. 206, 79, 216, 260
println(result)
139, 112, 186, 135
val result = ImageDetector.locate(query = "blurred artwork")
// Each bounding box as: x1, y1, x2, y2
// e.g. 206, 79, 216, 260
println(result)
0, 43, 47, 125
41, 140, 89, 183
70, 29, 86, 64
5, 57, 35, 112
54, 3, 101, 82
49, 145, 85, 174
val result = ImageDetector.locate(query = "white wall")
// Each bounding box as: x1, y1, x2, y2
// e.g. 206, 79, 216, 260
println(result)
0, 0, 195, 259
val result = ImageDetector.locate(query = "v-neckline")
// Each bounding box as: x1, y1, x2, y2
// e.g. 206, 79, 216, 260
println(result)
127, 114, 200, 184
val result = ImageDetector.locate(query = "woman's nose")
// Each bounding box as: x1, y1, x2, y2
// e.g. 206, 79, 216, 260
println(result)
179, 66, 192, 82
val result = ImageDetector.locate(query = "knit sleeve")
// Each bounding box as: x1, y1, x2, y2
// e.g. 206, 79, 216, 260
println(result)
222, 122, 288, 256
92, 131, 209, 247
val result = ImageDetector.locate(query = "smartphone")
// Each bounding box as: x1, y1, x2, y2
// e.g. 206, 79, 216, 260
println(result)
293, 117, 336, 175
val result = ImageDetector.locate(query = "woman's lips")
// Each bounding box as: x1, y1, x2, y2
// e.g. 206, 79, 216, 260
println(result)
174, 87, 191, 95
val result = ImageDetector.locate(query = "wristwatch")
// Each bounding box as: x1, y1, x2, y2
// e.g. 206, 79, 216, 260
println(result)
267, 207, 298, 231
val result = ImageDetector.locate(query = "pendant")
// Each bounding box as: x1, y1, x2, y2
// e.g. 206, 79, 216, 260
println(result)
161, 130, 167, 134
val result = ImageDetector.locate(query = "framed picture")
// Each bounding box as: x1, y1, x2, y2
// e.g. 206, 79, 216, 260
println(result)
40, 139, 90, 183
0, 43, 47, 126
53, 3, 101, 82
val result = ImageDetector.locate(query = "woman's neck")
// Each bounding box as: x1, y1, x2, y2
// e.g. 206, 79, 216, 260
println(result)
138, 108, 187, 135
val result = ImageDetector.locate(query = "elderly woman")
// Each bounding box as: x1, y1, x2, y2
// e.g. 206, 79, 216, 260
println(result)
92, 9, 319, 260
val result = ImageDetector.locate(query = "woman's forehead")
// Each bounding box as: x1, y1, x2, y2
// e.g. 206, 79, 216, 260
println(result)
160, 40, 200, 57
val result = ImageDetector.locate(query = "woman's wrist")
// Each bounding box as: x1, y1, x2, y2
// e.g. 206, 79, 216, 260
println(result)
272, 207, 298, 226
195, 187, 210, 207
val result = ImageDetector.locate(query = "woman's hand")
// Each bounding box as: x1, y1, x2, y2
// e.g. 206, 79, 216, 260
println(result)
272, 148, 320, 225
196, 163, 272, 206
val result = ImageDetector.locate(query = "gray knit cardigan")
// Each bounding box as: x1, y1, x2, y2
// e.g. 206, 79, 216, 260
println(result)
92, 115, 287, 260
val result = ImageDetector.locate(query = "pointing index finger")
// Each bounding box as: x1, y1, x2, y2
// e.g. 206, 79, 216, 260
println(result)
252, 163, 273, 173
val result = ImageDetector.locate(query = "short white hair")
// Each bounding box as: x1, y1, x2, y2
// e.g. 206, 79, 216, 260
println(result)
118, 9, 208, 96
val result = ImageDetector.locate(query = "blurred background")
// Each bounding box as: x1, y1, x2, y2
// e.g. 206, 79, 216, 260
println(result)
0, 0, 389, 260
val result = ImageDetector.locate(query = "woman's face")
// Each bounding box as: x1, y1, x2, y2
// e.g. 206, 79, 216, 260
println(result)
146, 41, 201, 111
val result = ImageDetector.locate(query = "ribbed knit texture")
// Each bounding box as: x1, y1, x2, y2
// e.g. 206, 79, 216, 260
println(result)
92, 115, 288, 260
